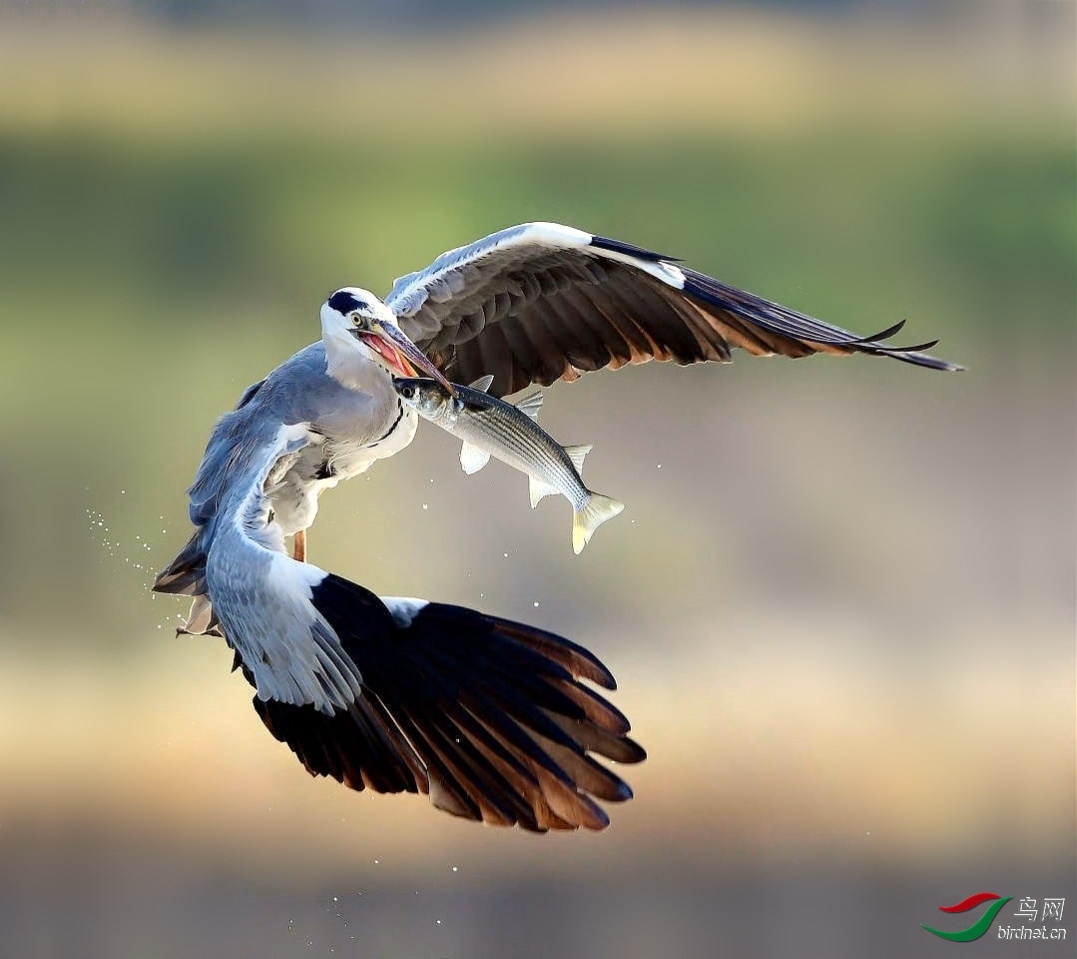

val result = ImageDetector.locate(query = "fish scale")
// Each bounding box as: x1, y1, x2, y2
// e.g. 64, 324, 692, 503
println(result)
469, 408, 582, 507
394, 377, 625, 553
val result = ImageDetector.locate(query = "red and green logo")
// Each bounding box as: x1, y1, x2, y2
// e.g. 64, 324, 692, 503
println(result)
922, 892, 1012, 942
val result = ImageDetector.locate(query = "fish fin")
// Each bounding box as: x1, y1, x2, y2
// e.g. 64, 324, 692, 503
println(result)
528, 475, 560, 509
564, 444, 592, 476
515, 391, 544, 422
469, 375, 494, 393
460, 442, 491, 475
572, 493, 625, 554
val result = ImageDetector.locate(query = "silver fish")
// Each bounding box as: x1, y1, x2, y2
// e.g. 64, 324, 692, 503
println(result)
394, 375, 625, 554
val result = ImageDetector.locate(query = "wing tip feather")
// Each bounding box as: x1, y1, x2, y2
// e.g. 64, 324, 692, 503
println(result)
247, 576, 642, 833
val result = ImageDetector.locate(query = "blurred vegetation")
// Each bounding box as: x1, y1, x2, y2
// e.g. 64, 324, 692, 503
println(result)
2, 129, 1073, 331
1, 113, 1072, 641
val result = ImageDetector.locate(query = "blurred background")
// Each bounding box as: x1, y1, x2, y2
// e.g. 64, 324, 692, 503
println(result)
0, 1, 1073, 957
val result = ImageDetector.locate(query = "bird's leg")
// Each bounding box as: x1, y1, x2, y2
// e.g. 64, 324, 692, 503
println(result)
293, 529, 307, 563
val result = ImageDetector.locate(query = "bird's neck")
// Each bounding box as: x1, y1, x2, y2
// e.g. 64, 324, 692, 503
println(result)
323, 332, 382, 393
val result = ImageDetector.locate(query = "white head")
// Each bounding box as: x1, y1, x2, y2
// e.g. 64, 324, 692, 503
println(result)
320, 287, 455, 394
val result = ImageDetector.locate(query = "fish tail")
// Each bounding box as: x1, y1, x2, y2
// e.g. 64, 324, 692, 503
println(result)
572, 493, 626, 554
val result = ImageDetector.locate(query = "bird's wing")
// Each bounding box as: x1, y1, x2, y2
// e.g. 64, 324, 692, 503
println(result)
244, 575, 646, 832
200, 421, 368, 715
388, 221, 961, 396
191, 419, 643, 829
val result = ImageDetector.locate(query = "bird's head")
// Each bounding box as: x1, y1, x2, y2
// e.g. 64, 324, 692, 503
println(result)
320, 288, 455, 394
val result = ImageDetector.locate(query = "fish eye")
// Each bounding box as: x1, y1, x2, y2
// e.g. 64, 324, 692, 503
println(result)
400, 386, 413, 398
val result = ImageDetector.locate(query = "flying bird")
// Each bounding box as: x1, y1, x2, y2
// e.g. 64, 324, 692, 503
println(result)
154, 221, 960, 831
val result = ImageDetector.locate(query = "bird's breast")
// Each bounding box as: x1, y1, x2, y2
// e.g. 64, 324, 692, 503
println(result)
322, 403, 418, 481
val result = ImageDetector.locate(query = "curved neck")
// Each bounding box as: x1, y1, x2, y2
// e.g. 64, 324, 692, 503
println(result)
323, 330, 379, 392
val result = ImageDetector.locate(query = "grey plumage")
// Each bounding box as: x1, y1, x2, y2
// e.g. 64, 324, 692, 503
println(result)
155, 340, 413, 653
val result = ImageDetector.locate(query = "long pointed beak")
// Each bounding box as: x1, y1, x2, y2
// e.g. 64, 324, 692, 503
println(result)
361, 321, 457, 397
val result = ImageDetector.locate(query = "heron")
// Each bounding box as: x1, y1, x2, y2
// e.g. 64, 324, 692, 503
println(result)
153, 221, 960, 832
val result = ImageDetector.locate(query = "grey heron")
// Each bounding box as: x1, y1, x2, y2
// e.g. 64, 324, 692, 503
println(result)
154, 221, 959, 832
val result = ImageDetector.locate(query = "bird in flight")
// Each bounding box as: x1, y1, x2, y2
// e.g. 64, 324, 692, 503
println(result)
154, 222, 960, 832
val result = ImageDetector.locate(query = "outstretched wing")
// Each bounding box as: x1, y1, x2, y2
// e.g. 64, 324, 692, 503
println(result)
247, 574, 645, 832
388, 222, 961, 396
155, 350, 643, 830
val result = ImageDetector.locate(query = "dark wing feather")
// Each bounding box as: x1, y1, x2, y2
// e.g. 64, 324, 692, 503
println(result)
249, 573, 643, 832
389, 222, 961, 397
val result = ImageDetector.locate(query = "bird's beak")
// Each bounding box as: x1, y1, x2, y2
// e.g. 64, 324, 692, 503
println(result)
360, 321, 457, 397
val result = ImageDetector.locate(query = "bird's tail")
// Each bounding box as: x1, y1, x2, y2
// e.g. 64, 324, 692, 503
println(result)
248, 573, 645, 832
153, 530, 207, 595
153, 529, 222, 635
572, 493, 626, 554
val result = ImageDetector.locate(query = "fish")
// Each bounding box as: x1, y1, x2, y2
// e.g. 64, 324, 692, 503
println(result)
394, 375, 625, 554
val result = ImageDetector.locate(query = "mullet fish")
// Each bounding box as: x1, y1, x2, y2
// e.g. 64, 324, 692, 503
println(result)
394, 375, 625, 554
